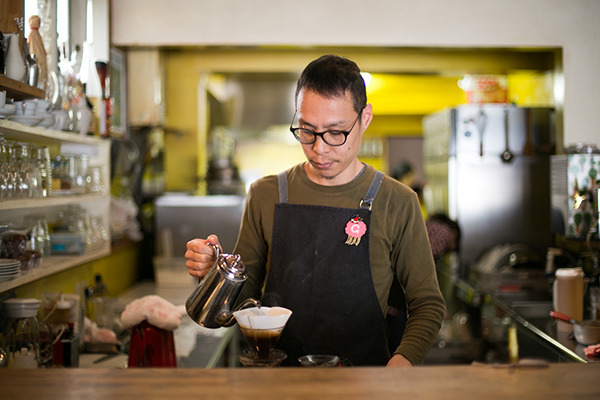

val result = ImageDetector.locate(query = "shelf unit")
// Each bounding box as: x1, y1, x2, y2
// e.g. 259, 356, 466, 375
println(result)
0, 75, 45, 100
0, 118, 112, 294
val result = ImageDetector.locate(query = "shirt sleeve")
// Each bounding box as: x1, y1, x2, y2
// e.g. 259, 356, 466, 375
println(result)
390, 190, 446, 365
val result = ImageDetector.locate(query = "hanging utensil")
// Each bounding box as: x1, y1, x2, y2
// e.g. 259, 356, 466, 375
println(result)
501, 106, 514, 163
475, 107, 487, 157
523, 108, 535, 156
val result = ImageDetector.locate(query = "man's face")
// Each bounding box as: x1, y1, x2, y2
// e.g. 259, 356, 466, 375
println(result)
295, 88, 372, 186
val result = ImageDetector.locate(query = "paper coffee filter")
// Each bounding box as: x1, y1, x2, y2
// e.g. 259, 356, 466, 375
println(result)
233, 306, 292, 330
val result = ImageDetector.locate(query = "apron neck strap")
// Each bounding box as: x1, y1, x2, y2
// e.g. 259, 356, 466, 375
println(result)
278, 171, 289, 203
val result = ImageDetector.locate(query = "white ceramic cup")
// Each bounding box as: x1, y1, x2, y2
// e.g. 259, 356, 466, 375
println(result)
13, 101, 24, 116
24, 100, 37, 116
36, 99, 50, 113
51, 111, 69, 131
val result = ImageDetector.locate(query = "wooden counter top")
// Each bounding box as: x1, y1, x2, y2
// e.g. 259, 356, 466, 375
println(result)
2, 363, 599, 400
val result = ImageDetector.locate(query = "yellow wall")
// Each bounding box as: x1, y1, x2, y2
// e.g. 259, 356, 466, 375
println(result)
161, 50, 554, 190
11, 244, 141, 301
163, 53, 205, 193
367, 74, 468, 116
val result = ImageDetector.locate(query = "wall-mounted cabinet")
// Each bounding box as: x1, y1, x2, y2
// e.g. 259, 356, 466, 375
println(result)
0, 119, 111, 294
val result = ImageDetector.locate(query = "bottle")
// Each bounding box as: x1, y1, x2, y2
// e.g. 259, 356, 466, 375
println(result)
553, 267, 584, 333
94, 274, 108, 297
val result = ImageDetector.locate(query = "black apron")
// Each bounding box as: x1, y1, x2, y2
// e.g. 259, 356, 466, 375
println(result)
261, 170, 390, 366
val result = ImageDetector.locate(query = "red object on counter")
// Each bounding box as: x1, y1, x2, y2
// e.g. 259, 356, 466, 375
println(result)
127, 320, 177, 368
584, 343, 600, 359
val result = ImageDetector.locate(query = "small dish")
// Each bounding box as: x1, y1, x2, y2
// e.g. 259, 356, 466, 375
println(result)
298, 354, 341, 367
0, 107, 16, 118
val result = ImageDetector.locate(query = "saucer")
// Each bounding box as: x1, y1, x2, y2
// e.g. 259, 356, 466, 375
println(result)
239, 349, 287, 367
8, 115, 44, 126
37, 114, 55, 128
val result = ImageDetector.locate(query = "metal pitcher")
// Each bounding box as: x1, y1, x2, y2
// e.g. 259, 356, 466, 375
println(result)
185, 244, 259, 328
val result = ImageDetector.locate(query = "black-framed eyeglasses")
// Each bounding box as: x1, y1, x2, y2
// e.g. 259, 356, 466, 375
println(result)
289, 108, 364, 147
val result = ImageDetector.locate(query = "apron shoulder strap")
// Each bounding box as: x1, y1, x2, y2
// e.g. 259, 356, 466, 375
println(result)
360, 170, 385, 210
277, 171, 289, 204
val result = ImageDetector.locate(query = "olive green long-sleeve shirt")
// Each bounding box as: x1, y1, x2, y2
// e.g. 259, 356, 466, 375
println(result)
234, 163, 445, 365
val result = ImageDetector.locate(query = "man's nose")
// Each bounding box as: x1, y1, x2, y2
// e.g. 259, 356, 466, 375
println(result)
311, 134, 330, 152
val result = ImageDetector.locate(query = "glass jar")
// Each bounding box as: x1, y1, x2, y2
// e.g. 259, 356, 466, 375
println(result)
23, 215, 51, 256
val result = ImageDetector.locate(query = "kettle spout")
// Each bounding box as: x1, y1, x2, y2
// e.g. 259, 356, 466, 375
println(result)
217, 298, 261, 327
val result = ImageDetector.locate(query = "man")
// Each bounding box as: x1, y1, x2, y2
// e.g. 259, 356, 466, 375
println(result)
185, 55, 445, 367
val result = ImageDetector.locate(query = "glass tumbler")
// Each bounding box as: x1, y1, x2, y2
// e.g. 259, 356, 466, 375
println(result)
23, 215, 51, 255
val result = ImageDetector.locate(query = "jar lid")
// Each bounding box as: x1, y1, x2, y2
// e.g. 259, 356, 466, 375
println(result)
555, 267, 584, 277
56, 295, 71, 310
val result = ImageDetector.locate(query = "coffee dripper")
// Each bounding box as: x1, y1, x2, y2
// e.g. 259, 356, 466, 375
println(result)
186, 244, 259, 328
233, 306, 292, 367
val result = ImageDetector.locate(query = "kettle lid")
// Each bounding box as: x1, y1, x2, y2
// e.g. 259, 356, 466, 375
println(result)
216, 253, 247, 281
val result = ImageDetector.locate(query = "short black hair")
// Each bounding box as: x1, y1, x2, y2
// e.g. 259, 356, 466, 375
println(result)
428, 213, 461, 245
295, 55, 367, 114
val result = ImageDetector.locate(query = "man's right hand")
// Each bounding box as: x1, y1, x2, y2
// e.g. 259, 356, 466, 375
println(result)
185, 234, 221, 278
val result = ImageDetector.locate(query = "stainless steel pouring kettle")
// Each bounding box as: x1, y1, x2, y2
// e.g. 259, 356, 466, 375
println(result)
185, 244, 259, 328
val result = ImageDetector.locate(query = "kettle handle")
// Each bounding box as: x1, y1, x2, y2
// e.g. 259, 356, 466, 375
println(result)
209, 243, 221, 260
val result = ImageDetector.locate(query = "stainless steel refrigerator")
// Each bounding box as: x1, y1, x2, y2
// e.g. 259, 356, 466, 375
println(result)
422, 104, 556, 277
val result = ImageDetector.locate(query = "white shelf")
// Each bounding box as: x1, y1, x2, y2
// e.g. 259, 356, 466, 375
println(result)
0, 193, 107, 211
0, 117, 112, 294
0, 246, 111, 293
0, 119, 106, 146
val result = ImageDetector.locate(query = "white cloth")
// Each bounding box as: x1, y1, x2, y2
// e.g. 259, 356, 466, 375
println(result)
120, 295, 185, 331
83, 317, 117, 344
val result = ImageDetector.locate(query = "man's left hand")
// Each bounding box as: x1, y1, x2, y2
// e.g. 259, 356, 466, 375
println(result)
386, 354, 413, 367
